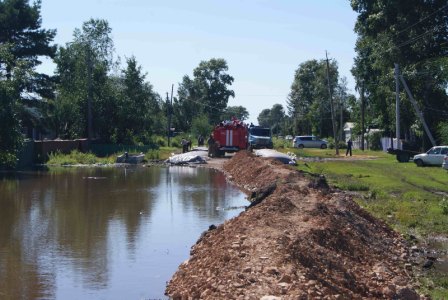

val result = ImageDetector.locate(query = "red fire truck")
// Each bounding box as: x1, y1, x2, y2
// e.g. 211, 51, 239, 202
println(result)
211, 118, 248, 157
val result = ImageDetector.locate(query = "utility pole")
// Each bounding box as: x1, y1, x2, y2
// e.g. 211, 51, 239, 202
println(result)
339, 91, 344, 142
168, 84, 174, 147
166, 92, 170, 147
325, 51, 339, 155
399, 74, 436, 147
86, 46, 93, 149
394, 63, 401, 150
360, 82, 365, 151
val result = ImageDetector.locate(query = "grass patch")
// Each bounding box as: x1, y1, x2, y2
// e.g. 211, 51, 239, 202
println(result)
47, 150, 113, 165
295, 150, 448, 298
278, 147, 389, 159
329, 174, 370, 191
47, 147, 178, 166
157, 147, 178, 160
301, 155, 448, 234
419, 274, 448, 299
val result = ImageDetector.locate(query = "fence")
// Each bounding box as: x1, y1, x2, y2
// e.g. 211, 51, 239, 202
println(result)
16, 139, 157, 166
90, 144, 154, 157
33, 139, 89, 162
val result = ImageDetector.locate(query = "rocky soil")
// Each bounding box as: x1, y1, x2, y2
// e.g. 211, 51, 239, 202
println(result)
165, 151, 423, 299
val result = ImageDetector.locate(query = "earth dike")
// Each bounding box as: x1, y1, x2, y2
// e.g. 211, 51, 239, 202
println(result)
165, 151, 423, 299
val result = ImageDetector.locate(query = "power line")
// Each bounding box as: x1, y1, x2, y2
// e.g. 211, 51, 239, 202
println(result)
422, 105, 448, 116
177, 96, 227, 113
394, 3, 448, 37
395, 25, 443, 49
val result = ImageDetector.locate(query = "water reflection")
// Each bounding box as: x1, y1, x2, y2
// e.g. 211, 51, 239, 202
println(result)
0, 166, 246, 299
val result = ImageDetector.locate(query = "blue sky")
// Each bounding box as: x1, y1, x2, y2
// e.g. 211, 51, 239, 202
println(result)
39, 0, 358, 124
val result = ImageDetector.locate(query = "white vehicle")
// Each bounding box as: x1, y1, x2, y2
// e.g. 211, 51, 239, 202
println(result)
443, 155, 448, 170
293, 136, 327, 149
413, 146, 448, 167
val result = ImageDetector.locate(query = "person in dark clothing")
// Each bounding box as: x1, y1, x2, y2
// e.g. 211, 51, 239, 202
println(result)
198, 135, 204, 146
207, 135, 215, 157
346, 139, 353, 156
181, 138, 188, 153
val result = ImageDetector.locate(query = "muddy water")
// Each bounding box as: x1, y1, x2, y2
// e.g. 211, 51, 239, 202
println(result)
0, 166, 247, 299
427, 236, 448, 273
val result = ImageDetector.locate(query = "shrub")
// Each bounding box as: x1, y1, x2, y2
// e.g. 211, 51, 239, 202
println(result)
367, 131, 382, 150
47, 150, 99, 165
0, 151, 18, 169
440, 198, 448, 215
327, 137, 347, 149
153, 135, 166, 147
145, 149, 160, 160
273, 137, 290, 149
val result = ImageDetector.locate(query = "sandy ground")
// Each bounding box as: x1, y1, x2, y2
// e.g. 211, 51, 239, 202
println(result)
165, 151, 423, 299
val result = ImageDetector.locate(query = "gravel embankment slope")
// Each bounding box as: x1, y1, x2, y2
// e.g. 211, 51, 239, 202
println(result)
166, 151, 422, 299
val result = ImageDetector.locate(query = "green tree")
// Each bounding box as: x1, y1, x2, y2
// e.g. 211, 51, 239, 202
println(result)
0, 45, 25, 167
174, 58, 235, 129
0, 0, 56, 79
287, 59, 339, 137
116, 56, 163, 144
221, 106, 249, 121
193, 58, 234, 124
53, 19, 116, 140
351, 0, 448, 147
0, 0, 55, 166
172, 76, 201, 132
257, 108, 271, 128
257, 104, 287, 135
270, 104, 286, 135
0, 0, 56, 134
191, 114, 212, 140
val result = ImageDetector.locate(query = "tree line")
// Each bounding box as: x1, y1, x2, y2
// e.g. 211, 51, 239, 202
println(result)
280, 0, 447, 150
0, 0, 247, 167
1, 0, 447, 167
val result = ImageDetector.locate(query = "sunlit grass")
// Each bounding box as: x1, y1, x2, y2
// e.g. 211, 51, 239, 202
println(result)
294, 150, 448, 298
157, 147, 178, 160
300, 156, 448, 235
47, 150, 114, 165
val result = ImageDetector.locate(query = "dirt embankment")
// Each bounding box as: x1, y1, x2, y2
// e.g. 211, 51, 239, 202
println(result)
165, 151, 422, 299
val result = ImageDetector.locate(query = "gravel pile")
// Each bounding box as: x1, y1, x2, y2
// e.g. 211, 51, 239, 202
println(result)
166, 151, 423, 299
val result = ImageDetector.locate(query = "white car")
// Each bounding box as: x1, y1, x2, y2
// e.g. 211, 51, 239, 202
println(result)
413, 146, 448, 167
293, 136, 327, 149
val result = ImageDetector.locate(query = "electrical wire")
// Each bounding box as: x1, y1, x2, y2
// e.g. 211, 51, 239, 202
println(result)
394, 3, 448, 37
422, 105, 448, 116
395, 27, 438, 48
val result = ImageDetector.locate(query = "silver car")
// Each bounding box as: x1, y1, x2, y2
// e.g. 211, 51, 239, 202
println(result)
413, 146, 448, 167
293, 136, 327, 149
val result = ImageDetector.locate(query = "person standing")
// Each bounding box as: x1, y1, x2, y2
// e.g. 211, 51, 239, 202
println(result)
181, 138, 188, 153
207, 134, 215, 157
346, 139, 353, 156
198, 135, 204, 146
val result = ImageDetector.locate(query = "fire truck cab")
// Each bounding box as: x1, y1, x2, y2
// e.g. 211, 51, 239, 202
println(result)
211, 119, 248, 157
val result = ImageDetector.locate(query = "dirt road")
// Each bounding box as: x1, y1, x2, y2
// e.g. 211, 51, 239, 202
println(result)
165, 151, 422, 299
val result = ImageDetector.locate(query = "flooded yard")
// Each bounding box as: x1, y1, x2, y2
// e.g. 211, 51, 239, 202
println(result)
0, 166, 247, 299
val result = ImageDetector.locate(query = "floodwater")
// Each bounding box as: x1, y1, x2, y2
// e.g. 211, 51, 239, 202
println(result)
0, 166, 247, 299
